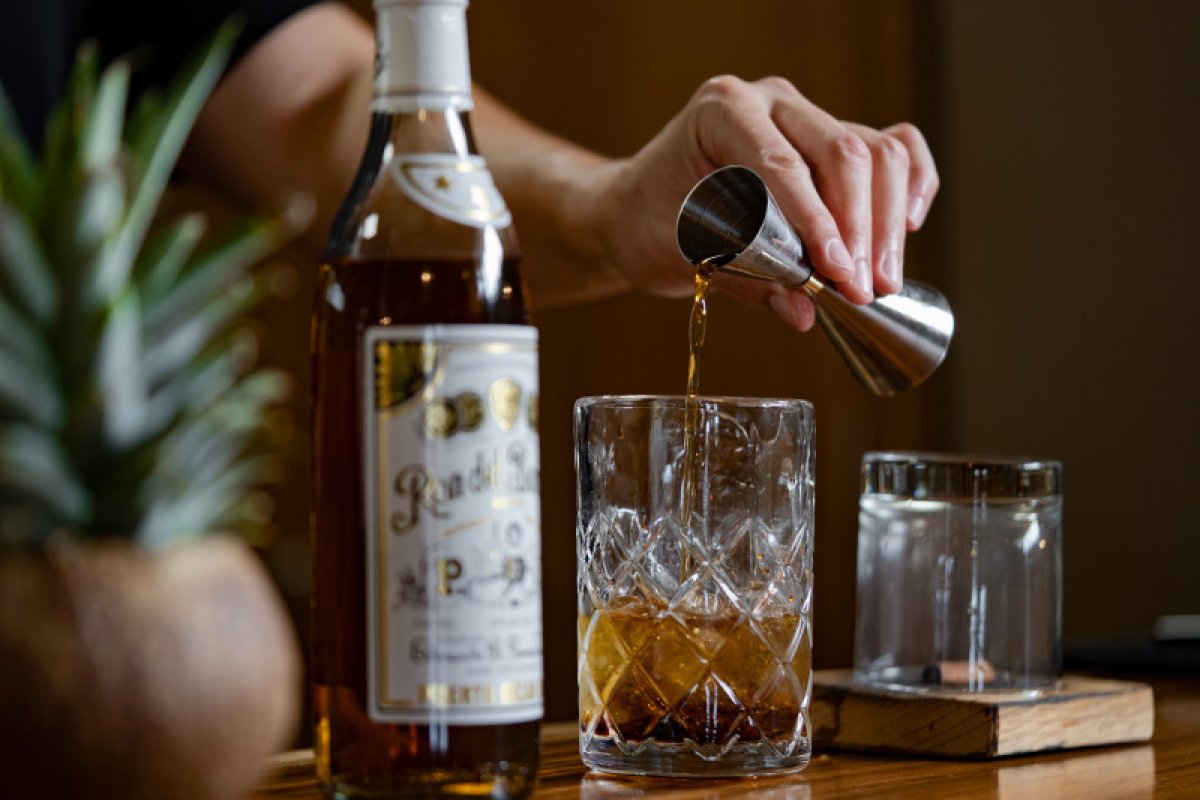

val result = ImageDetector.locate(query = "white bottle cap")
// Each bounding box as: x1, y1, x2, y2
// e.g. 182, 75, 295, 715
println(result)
373, 0, 474, 112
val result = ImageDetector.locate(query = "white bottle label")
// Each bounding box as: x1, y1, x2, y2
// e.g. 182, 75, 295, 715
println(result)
364, 324, 542, 725
391, 154, 513, 229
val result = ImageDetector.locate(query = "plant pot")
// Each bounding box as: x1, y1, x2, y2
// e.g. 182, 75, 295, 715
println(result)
0, 535, 302, 800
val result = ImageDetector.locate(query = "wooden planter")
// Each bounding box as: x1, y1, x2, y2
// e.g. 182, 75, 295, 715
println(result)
0, 536, 302, 800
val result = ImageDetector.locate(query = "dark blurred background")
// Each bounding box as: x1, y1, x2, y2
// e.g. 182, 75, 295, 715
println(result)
255, 0, 1199, 725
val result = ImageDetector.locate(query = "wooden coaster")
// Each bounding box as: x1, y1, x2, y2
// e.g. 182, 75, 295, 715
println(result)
811, 669, 1154, 758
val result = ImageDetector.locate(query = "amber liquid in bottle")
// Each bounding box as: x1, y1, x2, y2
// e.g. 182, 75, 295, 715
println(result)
312, 261, 537, 797
311, 21, 541, 791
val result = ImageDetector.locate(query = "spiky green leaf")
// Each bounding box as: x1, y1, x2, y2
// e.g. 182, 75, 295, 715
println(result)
0, 424, 89, 524
1, 22, 296, 549
0, 351, 62, 429
135, 212, 206, 301
145, 214, 282, 332
92, 20, 240, 306
39, 43, 99, 225
52, 166, 126, 270
143, 332, 252, 433
0, 86, 40, 214
0, 293, 54, 378
154, 369, 288, 476
0, 204, 57, 323
125, 87, 163, 158
138, 452, 281, 550
97, 290, 147, 448
80, 59, 129, 170
141, 275, 261, 385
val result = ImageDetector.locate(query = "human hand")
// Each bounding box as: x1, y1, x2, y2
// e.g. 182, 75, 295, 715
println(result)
583, 75, 939, 331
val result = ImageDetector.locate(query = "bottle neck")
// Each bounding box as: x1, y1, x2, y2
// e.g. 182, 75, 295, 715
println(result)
376, 107, 479, 159
373, 0, 474, 114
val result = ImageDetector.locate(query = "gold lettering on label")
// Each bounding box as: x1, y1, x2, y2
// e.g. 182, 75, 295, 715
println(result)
489, 378, 522, 431
526, 392, 538, 432
499, 681, 541, 704
419, 683, 495, 707
502, 556, 526, 583
424, 398, 458, 438
436, 558, 462, 595
375, 341, 438, 409
442, 514, 491, 538
389, 465, 449, 534
456, 392, 484, 431
368, 329, 541, 721
416, 682, 540, 707
491, 497, 522, 511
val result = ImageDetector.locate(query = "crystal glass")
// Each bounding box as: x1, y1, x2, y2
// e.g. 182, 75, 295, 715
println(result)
853, 452, 1063, 692
574, 396, 815, 776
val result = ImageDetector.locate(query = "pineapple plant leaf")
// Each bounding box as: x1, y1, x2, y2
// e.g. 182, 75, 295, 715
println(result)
0, 79, 38, 213
0, 19, 303, 550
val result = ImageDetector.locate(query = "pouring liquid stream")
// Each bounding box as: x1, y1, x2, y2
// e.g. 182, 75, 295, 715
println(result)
680, 257, 723, 582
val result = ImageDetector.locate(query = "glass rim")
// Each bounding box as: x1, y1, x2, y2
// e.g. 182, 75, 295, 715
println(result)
575, 394, 813, 412
862, 450, 1062, 500
864, 450, 1061, 471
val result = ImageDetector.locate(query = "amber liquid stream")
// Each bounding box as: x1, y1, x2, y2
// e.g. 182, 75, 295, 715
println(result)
679, 261, 716, 576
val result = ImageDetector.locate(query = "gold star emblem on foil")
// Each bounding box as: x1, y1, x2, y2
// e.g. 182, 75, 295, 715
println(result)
434, 175, 451, 191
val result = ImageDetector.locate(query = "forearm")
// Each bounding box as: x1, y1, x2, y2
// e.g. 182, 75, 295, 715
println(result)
184, 6, 934, 322
184, 4, 375, 252
185, 3, 631, 308
471, 88, 631, 307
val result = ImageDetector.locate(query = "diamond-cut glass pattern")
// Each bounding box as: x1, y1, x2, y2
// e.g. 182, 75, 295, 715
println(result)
575, 397, 814, 774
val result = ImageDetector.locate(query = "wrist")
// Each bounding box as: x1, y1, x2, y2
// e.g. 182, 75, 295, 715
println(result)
562, 157, 633, 294
492, 136, 633, 307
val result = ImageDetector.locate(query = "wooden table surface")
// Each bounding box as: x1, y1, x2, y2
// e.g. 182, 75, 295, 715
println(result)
252, 675, 1199, 798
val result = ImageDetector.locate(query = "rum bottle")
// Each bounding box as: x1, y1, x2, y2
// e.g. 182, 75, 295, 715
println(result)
311, 1, 542, 796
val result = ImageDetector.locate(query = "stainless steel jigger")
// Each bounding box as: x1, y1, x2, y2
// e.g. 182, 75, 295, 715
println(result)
676, 165, 954, 396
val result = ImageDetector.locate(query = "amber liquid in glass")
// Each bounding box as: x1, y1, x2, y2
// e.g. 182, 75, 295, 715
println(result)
312, 256, 538, 798
579, 599, 810, 747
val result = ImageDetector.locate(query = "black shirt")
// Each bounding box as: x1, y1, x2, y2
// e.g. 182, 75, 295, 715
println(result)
0, 0, 320, 148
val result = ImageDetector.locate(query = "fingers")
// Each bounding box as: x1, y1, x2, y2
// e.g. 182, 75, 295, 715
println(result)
689, 76, 858, 292
687, 75, 938, 305
762, 78, 876, 303
768, 289, 817, 332
845, 122, 909, 295
707, 270, 817, 333
883, 122, 939, 230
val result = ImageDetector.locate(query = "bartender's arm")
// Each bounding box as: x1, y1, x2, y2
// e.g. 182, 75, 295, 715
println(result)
184, 3, 938, 330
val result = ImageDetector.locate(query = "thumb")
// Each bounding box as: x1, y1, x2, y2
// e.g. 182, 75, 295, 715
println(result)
708, 270, 817, 332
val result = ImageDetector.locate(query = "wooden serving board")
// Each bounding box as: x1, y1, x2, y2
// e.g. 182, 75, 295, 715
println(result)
811, 669, 1154, 758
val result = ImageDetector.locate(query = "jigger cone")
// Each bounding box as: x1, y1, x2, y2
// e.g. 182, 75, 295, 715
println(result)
676, 165, 955, 396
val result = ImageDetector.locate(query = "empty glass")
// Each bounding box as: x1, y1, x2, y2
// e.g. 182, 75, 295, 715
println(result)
575, 396, 814, 776
853, 452, 1063, 692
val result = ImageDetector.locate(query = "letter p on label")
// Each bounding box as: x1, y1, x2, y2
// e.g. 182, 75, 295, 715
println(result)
437, 558, 463, 595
